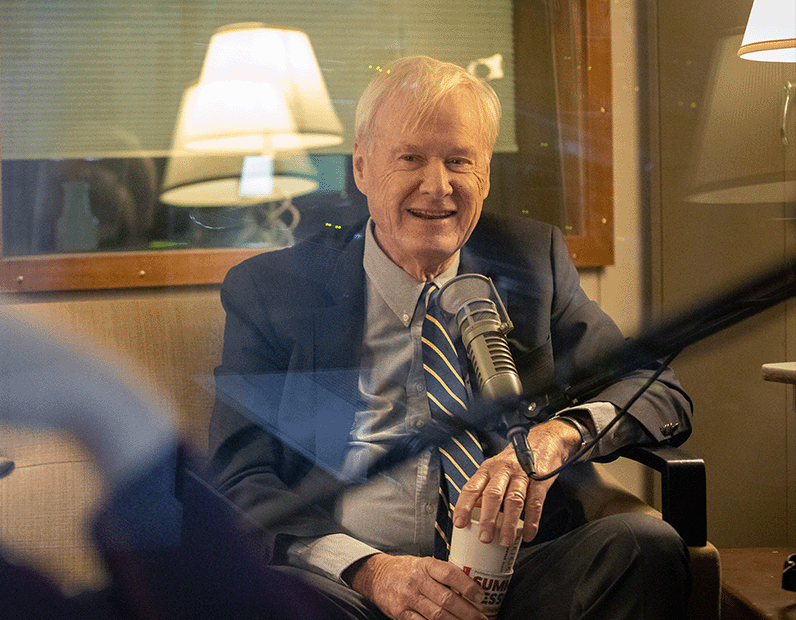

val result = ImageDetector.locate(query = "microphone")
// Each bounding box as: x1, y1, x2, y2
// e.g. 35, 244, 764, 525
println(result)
437, 274, 536, 476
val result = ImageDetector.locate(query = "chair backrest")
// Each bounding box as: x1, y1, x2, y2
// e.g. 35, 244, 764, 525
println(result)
0, 288, 225, 590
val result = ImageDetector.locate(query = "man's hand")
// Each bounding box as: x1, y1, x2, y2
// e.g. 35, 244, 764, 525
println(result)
346, 553, 487, 620
453, 419, 582, 546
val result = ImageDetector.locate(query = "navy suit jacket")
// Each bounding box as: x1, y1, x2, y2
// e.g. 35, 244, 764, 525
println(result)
208, 214, 692, 562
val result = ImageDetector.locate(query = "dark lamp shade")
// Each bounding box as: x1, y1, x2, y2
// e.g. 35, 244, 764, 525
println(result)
686, 33, 795, 204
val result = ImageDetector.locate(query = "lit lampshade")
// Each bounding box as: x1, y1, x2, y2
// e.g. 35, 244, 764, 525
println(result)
686, 32, 795, 204
173, 80, 297, 153
195, 23, 343, 151
160, 151, 318, 207
739, 0, 796, 62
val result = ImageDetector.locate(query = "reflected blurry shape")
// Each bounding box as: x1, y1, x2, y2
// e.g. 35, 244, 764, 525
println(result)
467, 54, 504, 81
686, 32, 795, 204
0, 456, 14, 480
739, 0, 796, 63
213, 369, 368, 482
56, 180, 99, 252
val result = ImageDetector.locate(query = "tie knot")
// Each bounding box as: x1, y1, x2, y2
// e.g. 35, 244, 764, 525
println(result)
423, 281, 440, 311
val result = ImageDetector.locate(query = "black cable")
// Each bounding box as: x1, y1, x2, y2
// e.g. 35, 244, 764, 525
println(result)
529, 350, 682, 481
189, 209, 245, 231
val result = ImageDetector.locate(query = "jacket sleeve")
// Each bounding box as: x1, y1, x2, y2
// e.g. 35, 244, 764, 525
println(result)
208, 258, 348, 563
545, 225, 693, 452
479, 217, 693, 457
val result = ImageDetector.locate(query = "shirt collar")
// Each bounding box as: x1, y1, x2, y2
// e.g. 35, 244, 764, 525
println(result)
363, 219, 460, 326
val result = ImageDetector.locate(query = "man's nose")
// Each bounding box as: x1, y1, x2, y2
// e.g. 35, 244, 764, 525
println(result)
420, 161, 453, 197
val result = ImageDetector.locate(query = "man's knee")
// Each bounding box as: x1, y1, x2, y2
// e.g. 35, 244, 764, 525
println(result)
589, 513, 690, 604
501, 513, 690, 619
606, 512, 687, 562
561, 513, 689, 618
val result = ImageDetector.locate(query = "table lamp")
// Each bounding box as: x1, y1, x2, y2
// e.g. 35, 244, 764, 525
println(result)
181, 23, 343, 153
159, 24, 343, 244
738, 0, 796, 63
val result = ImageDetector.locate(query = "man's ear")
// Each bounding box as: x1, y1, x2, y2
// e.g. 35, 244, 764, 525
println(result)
352, 140, 368, 196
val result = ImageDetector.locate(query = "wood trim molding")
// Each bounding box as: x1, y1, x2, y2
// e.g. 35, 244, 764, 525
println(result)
566, 0, 614, 268
0, 248, 268, 293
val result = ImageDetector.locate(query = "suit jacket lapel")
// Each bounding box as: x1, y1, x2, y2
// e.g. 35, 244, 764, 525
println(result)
304, 228, 367, 475
311, 228, 367, 372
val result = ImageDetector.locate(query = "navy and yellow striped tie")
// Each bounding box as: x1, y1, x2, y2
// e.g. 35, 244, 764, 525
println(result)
421, 282, 484, 560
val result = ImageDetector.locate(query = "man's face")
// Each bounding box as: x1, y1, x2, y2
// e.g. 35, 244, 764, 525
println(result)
353, 89, 491, 280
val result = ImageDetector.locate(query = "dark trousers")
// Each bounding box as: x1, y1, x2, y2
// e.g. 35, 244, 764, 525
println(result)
279, 512, 691, 620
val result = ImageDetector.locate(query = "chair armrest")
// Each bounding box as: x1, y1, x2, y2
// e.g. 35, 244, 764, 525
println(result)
619, 445, 707, 547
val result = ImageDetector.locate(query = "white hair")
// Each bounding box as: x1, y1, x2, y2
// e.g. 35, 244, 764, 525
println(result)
354, 55, 501, 152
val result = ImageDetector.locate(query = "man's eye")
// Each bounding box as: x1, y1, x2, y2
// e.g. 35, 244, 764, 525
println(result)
400, 155, 418, 162
448, 158, 472, 167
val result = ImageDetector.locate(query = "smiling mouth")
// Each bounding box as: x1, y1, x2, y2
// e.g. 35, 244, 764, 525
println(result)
408, 209, 455, 220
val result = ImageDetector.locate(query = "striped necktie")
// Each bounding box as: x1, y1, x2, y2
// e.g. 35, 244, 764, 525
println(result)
421, 282, 484, 560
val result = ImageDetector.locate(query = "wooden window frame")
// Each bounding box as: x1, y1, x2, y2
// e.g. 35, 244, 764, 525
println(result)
514, 0, 613, 268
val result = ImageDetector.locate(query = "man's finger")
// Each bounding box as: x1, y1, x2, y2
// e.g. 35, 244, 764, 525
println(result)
427, 559, 485, 606
416, 583, 483, 620
454, 469, 489, 527
522, 482, 548, 542
475, 467, 511, 543
500, 474, 528, 546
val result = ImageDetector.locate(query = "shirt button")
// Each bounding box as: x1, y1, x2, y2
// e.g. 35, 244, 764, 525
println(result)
402, 313, 410, 323
415, 382, 424, 394
425, 502, 435, 514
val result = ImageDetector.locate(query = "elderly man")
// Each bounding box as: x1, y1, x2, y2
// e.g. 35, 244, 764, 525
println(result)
209, 56, 692, 619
